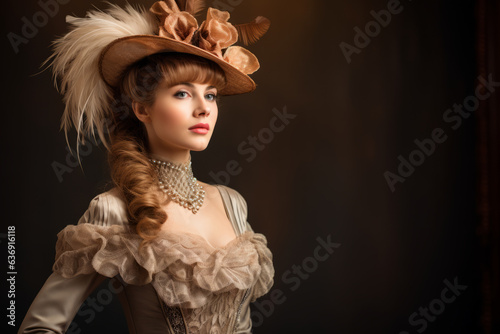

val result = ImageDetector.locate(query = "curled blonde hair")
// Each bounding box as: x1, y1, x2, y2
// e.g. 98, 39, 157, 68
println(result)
108, 52, 226, 249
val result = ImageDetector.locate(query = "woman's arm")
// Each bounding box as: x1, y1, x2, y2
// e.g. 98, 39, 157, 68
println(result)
18, 189, 126, 333
18, 272, 107, 333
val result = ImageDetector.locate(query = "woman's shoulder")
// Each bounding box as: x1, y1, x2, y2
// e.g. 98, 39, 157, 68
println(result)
78, 184, 252, 230
203, 183, 247, 213
209, 183, 247, 205
77, 187, 128, 227
206, 183, 254, 233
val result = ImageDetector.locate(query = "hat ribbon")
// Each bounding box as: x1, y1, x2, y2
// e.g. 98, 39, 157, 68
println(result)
150, 0, 261, 74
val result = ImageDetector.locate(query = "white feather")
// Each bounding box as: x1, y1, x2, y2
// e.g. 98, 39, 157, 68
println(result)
42, 2, 157, 152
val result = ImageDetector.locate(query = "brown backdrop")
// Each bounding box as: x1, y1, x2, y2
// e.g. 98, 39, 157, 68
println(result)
2, 0, 495, 333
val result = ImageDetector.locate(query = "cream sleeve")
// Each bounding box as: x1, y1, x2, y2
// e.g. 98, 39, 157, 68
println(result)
17, 272, 107, 333
18, 191, 122, 334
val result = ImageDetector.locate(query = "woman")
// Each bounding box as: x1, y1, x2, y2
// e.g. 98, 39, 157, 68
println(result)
18, 1, 274, 333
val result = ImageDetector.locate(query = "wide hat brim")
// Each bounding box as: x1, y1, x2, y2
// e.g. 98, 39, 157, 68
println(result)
99, 35, 257, 96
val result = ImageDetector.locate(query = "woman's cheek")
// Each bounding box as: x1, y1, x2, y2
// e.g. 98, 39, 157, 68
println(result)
153, 108, 187, 137
152, 104, 173, 126
156, 112, 173, 129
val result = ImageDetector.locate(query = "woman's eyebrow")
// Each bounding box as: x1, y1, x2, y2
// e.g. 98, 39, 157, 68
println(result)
175, 82, 216, 91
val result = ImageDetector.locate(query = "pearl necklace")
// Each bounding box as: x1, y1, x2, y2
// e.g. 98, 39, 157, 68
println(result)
149, 156, 205, 214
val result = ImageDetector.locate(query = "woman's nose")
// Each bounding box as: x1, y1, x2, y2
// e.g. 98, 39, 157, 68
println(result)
194, 95, 210, 116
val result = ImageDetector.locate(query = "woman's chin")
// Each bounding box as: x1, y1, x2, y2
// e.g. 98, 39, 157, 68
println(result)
188, 143, 210, 152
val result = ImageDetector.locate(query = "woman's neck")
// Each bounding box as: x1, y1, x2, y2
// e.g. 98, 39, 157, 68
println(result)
148, 150, 191, 165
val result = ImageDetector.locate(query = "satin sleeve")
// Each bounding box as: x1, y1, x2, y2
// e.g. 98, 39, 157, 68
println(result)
18, 190, 125, 333
17, 272, 107, 333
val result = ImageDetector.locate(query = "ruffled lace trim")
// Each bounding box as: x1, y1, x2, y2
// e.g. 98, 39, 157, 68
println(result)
52, 223, 274, 308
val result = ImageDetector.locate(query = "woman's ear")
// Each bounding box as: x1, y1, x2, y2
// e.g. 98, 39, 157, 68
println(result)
132, 101, 151, 124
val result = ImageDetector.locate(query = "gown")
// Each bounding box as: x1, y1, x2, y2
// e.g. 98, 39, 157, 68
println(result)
18, 184, 275, 334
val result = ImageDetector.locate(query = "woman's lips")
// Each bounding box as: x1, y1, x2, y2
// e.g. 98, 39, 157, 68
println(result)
190, 128, 209, 134
189, 123, 209, 134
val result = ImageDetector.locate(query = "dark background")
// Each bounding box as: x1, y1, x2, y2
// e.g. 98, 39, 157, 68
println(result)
2, 0, 486, 333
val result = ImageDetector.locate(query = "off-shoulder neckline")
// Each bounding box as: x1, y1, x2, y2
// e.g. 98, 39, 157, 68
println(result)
155, 228, 254, 252
101, 184, 246, 251
154, 184, 244, 251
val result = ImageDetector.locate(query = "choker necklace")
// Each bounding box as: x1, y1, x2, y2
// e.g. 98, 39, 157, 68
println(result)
149, 156, 205, 214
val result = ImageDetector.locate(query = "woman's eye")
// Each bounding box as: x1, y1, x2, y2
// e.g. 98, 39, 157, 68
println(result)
174, 92, 187, 98
206, 93, 217, 101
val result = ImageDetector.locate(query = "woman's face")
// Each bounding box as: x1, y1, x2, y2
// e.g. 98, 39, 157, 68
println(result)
136, 81, 219, 159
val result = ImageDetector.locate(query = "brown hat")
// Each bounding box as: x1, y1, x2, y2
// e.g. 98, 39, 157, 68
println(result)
101, 0, 270, 95
45, 0, 270, 150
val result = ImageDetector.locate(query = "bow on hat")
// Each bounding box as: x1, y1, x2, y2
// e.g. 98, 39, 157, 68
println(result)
149, 0, 270, 75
